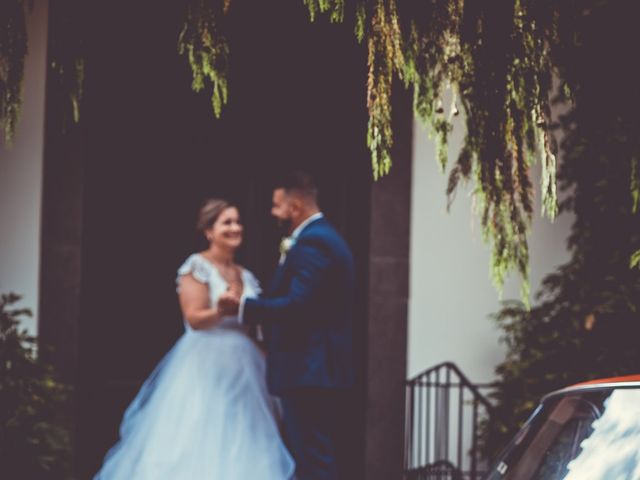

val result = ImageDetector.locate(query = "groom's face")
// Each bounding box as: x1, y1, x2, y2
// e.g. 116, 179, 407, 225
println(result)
271, 188, 294, 234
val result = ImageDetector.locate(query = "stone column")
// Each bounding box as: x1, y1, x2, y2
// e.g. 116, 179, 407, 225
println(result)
364, 85, 413, 479
38, 1, 85, 384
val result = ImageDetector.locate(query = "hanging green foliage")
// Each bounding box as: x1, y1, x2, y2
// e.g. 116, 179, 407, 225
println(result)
179, 0, 564, 296
365, 0, 404, 180
483, 0, 640, 456
0, 0, 29, 145
304, 0, 345, 23
179, 0, 230, 118
306, 0, 563, 296
0, 0, 83, 144
49, 0, 85, 130
3, 1, 637, 298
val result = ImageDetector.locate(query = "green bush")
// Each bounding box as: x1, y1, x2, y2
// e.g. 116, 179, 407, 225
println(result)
0, 293, 73, 480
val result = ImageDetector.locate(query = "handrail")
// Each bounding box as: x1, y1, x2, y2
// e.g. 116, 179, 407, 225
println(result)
407, 362, 494, 412
404, 362, 493, 480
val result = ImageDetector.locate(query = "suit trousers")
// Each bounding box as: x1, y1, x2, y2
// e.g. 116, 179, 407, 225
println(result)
280, 387, 355, 480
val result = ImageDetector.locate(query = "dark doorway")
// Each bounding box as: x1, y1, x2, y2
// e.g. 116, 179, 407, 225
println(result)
44, 1, 372, 477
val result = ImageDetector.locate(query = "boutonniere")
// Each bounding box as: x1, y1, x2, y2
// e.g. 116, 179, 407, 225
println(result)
279, 236, 295, 257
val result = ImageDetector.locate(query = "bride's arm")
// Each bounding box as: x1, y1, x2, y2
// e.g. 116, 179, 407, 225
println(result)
178, 274, 224, 330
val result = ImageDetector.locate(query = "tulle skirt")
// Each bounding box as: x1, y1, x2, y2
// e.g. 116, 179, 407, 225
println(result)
94, 327, 295, 479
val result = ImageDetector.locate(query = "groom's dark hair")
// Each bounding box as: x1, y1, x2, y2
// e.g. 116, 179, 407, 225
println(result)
278, 170, 318, 203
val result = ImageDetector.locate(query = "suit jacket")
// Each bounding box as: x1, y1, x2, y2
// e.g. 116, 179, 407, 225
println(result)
243, 217, 355, 395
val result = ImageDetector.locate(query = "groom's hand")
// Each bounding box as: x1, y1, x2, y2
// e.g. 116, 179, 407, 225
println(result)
218, 289, 240, 316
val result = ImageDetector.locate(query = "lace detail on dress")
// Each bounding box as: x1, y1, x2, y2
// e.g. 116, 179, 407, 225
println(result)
176, 254, 213, 292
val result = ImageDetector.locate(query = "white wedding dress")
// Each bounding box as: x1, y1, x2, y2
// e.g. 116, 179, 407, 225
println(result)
94, 253, 295, 480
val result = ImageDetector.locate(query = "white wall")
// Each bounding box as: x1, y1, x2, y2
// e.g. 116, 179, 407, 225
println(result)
408, 104, 573, 383
0, 0, 49, 334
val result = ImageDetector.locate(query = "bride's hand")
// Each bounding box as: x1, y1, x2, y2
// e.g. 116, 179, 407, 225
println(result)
218, 289, 240, 316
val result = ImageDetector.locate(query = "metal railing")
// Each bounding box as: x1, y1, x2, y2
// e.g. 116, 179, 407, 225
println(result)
404, 362, 493, 480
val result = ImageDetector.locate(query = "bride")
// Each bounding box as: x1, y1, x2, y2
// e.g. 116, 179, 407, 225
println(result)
94, 199, 295, 479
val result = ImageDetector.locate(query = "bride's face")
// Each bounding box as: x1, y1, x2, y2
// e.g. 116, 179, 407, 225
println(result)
207, 207, 243, 250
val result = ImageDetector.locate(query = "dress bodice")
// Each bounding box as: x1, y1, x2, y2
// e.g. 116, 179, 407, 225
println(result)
176, 253, 261, 330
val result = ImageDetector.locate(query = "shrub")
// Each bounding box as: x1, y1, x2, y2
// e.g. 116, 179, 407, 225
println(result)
0, 293, 73, 480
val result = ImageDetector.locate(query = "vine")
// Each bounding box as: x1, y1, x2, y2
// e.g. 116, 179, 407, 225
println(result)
307, 0, 560, 296
179, 0, 230, 118
2, 1, 637, 295
0, 0, 29, 145
0, 0, 83, 143
176, 0, 563, 296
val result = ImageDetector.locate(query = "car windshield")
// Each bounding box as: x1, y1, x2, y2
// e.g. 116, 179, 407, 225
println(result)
484, 387, 640, 480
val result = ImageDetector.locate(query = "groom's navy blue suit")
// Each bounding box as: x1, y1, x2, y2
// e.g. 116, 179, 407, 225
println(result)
243, 216, 354, 480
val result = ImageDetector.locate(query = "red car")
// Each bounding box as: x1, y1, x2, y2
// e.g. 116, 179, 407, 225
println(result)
485, 375, 640, 480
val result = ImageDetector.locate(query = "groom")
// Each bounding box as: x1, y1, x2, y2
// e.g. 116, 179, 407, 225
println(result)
220, 171, 355, 480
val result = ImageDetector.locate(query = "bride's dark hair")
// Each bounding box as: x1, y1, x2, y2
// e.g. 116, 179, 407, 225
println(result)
197, 198, 234, 233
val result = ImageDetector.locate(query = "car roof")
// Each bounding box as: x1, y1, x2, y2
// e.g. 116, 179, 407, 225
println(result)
542, 374, 640, 402
569, 374, 640, 388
